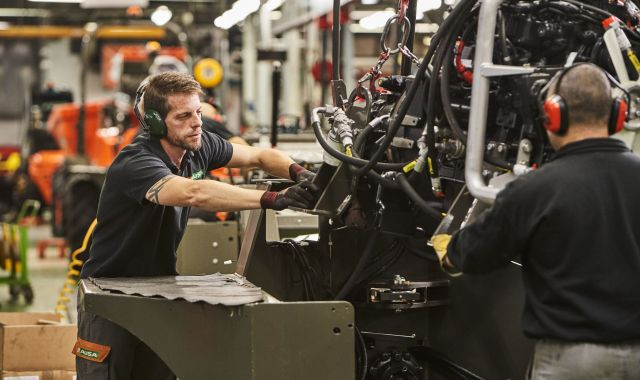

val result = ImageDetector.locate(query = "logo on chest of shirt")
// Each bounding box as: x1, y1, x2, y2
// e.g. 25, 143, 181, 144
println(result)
191, 169, 205, 180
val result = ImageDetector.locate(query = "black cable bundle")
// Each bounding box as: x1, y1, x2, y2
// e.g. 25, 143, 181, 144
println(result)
270, 239, 325, 301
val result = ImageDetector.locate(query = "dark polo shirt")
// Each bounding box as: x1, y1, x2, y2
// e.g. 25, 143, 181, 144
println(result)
81, 131, 232, 278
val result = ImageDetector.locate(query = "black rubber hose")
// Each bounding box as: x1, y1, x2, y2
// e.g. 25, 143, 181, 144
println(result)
396, 173, 443, 220
422, 0, 476, 178
354, 115, 410, 177
350, 122, 403, 190
311, 119, 405, 171
335, 231, 379, 300
440, 44, 468, 143
439, 29, 514, 170
355, 326, 368, 380
312, 116, 401, 189
353, 124, 373, 155
353, 0, 475, 179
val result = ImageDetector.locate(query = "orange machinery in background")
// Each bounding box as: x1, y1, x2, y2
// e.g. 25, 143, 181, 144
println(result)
27, 100, 140, 252
28, 101, 139, 205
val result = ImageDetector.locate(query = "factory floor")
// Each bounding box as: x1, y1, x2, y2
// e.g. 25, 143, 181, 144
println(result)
0, 223, 76, 322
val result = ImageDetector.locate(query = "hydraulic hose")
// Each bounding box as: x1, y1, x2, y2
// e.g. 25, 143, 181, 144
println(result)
420, 0, 477, 177
55, 218, 97, 320
396, 173, 443, 220
440, 28, 514, 170
353, 115, 407, 177
312, 109, 406, 171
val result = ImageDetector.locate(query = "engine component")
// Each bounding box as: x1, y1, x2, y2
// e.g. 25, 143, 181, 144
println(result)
369, 349, 424, 380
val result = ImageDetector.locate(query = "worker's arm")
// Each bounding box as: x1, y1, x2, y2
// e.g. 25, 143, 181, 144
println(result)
145, 175, 315, 212
445, 182, 527, 274
225, 143, 295, 179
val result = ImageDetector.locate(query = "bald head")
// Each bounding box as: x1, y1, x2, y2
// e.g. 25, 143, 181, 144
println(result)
549, 63, 612, 131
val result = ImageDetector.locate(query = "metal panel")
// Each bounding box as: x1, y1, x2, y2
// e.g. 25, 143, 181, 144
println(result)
80, 280, 355, 380
176, 221, 239, 275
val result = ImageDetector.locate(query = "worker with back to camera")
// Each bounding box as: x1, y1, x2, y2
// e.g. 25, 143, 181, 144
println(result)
74, 71, 316, 380
431, 63, 640, 379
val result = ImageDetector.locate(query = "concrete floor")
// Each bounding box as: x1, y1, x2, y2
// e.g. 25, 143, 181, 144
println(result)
0, 224, 76, 322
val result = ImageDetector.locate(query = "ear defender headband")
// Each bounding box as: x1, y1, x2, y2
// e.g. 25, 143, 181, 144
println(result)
134, 78, 167, 138
540, 63, 629, 136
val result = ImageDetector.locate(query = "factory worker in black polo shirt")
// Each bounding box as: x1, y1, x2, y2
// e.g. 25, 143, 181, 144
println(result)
432, 63, 640, 379
74, 72, 316, 380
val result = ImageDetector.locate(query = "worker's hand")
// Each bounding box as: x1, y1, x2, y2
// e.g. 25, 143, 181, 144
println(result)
431, 234, 451, 263
289, 163, 316, 184
260, 182, 317, 211
430, 234, 461, 277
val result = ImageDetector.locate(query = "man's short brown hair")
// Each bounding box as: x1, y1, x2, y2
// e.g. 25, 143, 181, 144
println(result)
143, 72, 202, 119
550, 64, 613, 129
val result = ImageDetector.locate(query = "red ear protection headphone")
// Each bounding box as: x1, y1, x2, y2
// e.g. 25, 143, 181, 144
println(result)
540, 63, 629, 136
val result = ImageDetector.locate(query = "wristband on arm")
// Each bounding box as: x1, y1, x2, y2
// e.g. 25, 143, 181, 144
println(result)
260, 191, 278, 209
288, 163, 307, 181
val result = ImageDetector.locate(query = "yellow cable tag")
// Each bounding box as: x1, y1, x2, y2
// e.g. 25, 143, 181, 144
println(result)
427, 157, 435, 175
628, 50, 640, 71
403, 160, 416, 173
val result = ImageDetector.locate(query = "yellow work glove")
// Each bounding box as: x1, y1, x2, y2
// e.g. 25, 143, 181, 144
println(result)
430, 234, 461, 277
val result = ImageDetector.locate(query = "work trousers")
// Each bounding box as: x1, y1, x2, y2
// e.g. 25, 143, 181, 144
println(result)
529, 339, 640, 380
76, 309, 175, 380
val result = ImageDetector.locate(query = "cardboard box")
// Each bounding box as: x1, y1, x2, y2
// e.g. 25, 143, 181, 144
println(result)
2, 370, 76, 380
0, 313, 76, 372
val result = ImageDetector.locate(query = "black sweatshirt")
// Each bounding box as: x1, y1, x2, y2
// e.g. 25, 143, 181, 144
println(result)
448, 138, 640, 342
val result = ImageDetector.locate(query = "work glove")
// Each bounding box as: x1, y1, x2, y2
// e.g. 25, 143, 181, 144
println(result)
430, 234, 461, 277
260, 182, 317, 211
289, 163, 316, 184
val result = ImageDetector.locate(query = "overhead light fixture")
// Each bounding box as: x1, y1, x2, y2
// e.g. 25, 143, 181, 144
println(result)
361, 0, 379, 4
417, 0, 442, 12
151, 5, 172, 26
82, 0, 148, 8
262, 0, 285, 12
214, 0, 261, 30
358, 9, 394, 30
28, 0, 81, 3
84, 22, 98, 32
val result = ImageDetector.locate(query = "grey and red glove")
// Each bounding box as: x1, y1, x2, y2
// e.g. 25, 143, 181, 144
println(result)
289, 163, 316, 184
260, 182, 317, 211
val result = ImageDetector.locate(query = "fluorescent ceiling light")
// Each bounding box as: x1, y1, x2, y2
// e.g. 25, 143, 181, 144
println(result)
28, 0, 81, 3
361, 0, 379, 4
263, 0, 285, 12
358, 10, 394, 30
350, 22, 438, 34
214, 0, 261, 30
151, 5, 172, 26
417, 0, 442, 12
82, 0, 148, 8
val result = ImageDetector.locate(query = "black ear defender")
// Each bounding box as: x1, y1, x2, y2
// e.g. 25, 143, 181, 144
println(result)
540, 63, 629, 136
134, 77, 167, 138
